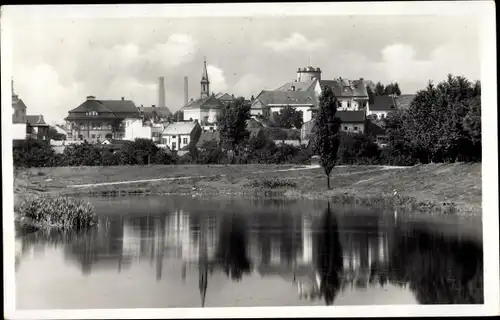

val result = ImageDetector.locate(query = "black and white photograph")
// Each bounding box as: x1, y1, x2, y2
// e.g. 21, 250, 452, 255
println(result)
2, 2, 499, 319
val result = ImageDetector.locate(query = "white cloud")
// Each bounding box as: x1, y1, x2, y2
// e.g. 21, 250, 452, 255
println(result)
264, 33, 327, 52
207, 65, 228, 93
232, 74, 266, 97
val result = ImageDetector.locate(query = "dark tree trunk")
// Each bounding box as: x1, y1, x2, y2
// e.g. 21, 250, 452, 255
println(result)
327, 174, 331, 190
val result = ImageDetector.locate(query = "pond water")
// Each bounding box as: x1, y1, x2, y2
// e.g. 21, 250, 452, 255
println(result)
15, 195, 483, 309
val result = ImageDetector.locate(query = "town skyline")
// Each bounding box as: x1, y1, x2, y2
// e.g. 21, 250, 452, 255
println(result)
9, 13, 480, 124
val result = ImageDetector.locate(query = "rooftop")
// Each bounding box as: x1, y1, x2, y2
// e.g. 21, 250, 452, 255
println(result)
26, 115, 49, 126
252, 90, 317, 107
67, 97, 139, 117
370, 95, 397, 111
163, 121, 199, 135
320, 79, 368, 98
336, 110, 366, 123
182, 95, 225, 111
395, 94, 417, 109
275, 79, 318, 92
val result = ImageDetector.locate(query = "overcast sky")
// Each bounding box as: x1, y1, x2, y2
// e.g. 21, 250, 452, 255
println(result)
9, 14, 480, 124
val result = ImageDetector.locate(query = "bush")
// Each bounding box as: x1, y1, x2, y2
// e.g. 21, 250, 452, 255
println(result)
153, 148, 175, 165
15, 195, 97, 231
62, 142, 102, 166
120, 138, 159, 165
243, 177, 298, 189
13, 139, 55, 168
337, 133, 381, 165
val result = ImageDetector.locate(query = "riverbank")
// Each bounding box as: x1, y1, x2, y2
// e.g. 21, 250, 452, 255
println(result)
14, 163, 481, 217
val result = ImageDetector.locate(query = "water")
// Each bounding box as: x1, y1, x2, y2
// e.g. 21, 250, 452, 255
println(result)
15, 195, 483, 309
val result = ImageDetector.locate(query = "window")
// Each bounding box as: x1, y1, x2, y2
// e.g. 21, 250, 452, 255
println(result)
209, 127, 214, 132
344, 126, 348, 131
347, 101, 351, 109
354, 126, 358, 131
172, 142, 176, 150
172, 135, 176, 139
380, 114, 385, 119
80, 123, 85, 130
107, 124, 112, 130
183, 137, 188, 145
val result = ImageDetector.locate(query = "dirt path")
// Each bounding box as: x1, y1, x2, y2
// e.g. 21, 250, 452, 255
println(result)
66, 165, 409, 189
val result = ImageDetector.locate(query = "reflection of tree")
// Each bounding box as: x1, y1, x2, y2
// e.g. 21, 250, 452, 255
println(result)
314, 203, 343, 305
215, 214, 251, 281
388, 225, 483, 304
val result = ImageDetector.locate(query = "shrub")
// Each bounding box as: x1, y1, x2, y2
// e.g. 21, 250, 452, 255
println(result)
62, 142, 102, 166
243, 177, 298, 189
178, 153, 193, 164
15, 195, 97, 231
153, 148, 174, 165
120, 138, 159, 165
13, 139, 55, 168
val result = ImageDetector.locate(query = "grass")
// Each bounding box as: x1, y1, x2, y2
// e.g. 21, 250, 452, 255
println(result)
13, 163, 482, 217
15, 195, 97, 232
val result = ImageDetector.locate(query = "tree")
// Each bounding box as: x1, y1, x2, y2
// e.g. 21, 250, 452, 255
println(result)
272, 105, 304, 129
120, 138, 159, 165
392, 82, 402, 96
312, 86, 342, 189
366, 85, 375, 105
217, 97, 251, 152
375, 82, 386, 96
13, 138, 55, 168
47, 127, 66, 141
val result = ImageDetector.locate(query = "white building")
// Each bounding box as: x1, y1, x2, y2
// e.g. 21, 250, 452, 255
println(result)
124, 118, 165, 143
162, 121, 201, 151
250, 89, 317, 123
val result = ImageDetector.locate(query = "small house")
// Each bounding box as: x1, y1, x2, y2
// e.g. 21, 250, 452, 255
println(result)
162, 121, 202, 151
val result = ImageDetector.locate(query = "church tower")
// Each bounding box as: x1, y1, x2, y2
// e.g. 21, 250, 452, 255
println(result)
200, 57, 210, 99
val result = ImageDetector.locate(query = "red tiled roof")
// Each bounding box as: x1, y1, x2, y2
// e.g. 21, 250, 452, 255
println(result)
371, 95, 397, 111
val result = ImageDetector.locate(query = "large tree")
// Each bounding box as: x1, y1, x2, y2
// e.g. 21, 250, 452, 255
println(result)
272, 105, 304, 129
217, 97, 251, 156
312, 86, 342, 189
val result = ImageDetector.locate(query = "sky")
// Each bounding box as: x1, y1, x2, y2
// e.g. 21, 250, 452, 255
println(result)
8, 13, 480, 124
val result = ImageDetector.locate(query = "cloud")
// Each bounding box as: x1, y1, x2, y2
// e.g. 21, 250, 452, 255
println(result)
232, 74, 266, 97
207, 65, 228, 93
264, 33, 327, 52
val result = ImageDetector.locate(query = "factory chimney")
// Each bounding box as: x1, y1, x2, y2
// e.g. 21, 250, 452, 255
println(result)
184, 76, 189, 106
158, 77, 166, 108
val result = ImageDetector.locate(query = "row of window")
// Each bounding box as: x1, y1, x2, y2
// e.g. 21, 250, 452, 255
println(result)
86, 111, 99, 116
76, 123, 114, 130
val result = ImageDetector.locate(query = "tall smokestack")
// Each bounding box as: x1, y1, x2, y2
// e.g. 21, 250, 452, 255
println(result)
184, 76, 188, 106
158, 77, 166, 108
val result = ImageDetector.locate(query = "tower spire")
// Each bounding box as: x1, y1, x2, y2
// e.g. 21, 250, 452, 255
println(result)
200, 56, 210, 99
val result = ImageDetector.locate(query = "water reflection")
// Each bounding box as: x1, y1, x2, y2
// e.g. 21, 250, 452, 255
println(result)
16, 197, 483, 308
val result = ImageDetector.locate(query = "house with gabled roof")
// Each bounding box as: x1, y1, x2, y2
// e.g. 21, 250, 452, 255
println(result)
250, 90, 318, 122
319, 77, 369, 111
162, 121, 202, 151
366, 95, 397, 120
65, 95, 140, 143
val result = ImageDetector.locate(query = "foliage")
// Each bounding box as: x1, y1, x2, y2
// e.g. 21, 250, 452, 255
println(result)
15, 195, 97, 231
366, 85, 375, 105
374, 81, 402, 96
243, 177, 298, 189
48, 127, 66, 141
13, 139, 55, 168
271, 105, 304, 129
217, 97, 251, 151
62, 142, 103, 166
337, 133, 381, 165
312, 85, 342, 189
120, 138, 159, 165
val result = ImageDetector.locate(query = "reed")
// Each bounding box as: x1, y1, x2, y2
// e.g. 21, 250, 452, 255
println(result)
15, 195, 97, 232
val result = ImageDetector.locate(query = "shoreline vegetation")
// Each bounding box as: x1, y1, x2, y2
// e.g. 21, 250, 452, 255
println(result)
14, 163, 481, 221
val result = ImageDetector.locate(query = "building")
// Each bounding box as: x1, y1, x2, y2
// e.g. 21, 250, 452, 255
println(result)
11, 81, 28, 140
250, 90, 318, 122
162, 121, 202, 151
215, 93, 236, 106
123, 118, 165, 143
319, 77, 369, 111
65, 96, 140, 143
140, 105, 172, 122
26, 115, 50, 140
180, 58, 226, 131
366, 95, 397, 120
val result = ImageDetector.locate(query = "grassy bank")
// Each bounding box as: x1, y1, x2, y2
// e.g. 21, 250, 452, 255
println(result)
13, 163, 481, 217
